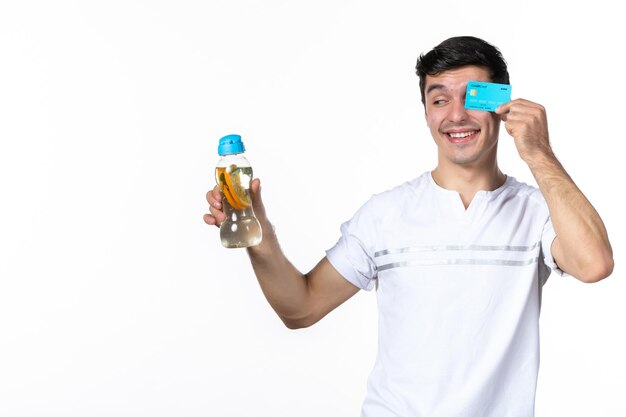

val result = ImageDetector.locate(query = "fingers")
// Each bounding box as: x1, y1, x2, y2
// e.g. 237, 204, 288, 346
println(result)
503, 100, 547, 133
203, 213, 219, 226
496, 99, 551, 163
204, 185, 225, 227
497, 99, 543, 116
496, 99, 545, 122
203, 179, 266, 227
207, 185, 222, 210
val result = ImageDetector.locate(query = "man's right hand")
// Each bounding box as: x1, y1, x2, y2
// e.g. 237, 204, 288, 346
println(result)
203, 178, 263, 228
202, 177, 359, 329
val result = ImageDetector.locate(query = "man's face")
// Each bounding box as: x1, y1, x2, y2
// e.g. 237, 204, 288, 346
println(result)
423, 66, 501, 168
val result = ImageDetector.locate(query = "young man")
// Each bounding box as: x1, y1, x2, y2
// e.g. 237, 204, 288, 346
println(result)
204, 36, 613, 416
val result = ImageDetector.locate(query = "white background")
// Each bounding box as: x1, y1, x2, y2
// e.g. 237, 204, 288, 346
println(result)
1, 1, 624, 416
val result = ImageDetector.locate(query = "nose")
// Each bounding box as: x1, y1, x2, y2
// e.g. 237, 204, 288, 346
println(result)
447, 98, 469, 123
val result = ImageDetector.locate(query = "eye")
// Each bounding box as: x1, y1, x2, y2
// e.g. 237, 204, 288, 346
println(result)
432, 99, 447, 106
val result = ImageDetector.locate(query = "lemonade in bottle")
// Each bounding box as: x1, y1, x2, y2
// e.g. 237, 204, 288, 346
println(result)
215, 134, 262, 248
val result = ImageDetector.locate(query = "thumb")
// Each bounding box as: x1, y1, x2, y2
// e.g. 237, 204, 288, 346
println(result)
249, 178, 267, 219
494, 101, 511, 121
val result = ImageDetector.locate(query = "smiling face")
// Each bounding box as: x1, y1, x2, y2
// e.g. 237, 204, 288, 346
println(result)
424, 66, 502, 170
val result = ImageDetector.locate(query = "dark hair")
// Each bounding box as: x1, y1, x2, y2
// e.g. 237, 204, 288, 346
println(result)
415, 36, 510, 105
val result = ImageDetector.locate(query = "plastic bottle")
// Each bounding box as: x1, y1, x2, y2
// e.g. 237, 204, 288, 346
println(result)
215, 134, 262, 248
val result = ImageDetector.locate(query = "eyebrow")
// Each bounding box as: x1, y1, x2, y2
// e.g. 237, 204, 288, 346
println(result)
425, 83, 448, 95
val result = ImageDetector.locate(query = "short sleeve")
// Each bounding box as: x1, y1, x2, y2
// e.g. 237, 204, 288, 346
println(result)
325, 201, 378, 291
541, 217, 566, 278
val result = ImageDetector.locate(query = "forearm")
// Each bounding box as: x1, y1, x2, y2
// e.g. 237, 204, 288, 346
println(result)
527, 151, 613, 281
246, 221, 312, 325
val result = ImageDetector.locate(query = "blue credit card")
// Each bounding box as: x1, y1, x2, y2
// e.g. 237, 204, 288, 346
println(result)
465, 81, 512, 112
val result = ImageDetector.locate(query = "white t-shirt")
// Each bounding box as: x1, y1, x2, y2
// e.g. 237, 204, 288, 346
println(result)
326, 172, 563, 417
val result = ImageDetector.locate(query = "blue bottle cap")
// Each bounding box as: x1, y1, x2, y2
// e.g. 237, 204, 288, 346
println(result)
218, 134, 246, 155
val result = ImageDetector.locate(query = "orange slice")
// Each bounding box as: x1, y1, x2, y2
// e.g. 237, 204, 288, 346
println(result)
224, 168, 251, 208
217, 167, 250, 209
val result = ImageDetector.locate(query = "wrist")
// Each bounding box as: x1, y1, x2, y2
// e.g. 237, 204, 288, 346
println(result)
247, 220, 278, 256
523, 147, 558, 172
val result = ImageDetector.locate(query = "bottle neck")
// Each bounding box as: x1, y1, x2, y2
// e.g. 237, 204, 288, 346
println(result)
218, 153, 251, 167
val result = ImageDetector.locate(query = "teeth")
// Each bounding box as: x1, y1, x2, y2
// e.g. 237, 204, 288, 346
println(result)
448, 131, 476, 138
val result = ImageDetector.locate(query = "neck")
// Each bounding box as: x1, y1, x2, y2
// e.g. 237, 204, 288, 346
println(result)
431, 163, 506, 208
